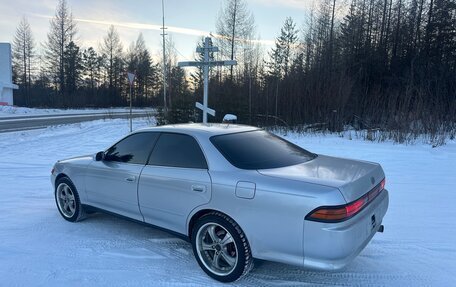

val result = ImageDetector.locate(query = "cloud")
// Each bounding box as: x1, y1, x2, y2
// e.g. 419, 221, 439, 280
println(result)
30, 14, 274, 46
251, 0, 315, 11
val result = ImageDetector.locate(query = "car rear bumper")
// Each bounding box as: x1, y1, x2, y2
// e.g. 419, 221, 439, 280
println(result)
303, 189, 389, 270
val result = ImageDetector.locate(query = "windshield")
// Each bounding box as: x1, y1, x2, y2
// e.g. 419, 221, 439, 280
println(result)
210, 130, 316, 170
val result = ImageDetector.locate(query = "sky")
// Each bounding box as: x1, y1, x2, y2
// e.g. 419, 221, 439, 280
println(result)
0, 0, 314, 62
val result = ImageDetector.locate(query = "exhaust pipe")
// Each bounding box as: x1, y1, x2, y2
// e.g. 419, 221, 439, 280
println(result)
377, 225, 384, 233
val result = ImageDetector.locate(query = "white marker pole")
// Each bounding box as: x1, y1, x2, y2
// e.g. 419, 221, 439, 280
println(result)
127, 72, 135, 132
129, 84, 132, 132
203, 37, 210, 124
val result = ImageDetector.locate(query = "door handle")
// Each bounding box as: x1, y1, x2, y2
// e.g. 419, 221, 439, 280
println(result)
191, 185, 206, 192
125, 176, 136, 182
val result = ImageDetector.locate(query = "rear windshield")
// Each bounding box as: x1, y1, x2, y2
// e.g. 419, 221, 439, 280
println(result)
210, 130, 316, 170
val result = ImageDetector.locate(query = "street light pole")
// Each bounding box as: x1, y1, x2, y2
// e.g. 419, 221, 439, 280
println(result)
161, 0, 167, 113
202, 37, 210, 124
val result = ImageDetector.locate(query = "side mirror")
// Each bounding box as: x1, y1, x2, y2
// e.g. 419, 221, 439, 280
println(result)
223, 114, 237, 123
95, 151, 105, 161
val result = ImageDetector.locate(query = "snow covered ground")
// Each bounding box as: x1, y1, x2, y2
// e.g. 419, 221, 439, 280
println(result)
0, 119, 455, 286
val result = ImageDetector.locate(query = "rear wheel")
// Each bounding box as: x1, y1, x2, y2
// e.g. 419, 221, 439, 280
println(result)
191, 212, 253, 282
55, 177, 85, 222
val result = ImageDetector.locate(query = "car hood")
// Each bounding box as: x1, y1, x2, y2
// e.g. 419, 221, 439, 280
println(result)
257, 154, 385, 203
57, 154, 93, 164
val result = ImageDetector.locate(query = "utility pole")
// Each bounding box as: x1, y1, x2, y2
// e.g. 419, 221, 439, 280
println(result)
161, 0, 167, 112
178, 37, 237, 124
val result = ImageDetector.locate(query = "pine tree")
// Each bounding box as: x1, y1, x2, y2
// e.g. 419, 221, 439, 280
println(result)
44, 0, 77, 100
82, 47, 101, 91
268, 17, 299, 78
64, 41, 82, 99
135, 33, 154, 104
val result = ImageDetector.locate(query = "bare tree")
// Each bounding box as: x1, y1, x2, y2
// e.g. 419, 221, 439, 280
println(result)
12, 16, 35, 105
216, 0, 255, 79
99, 25, 123, 90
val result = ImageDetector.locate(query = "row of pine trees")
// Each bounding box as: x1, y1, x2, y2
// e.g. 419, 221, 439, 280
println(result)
12, 0, 456, 140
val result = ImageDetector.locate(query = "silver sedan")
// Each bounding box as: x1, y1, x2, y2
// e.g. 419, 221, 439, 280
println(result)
51, 123, 389, 282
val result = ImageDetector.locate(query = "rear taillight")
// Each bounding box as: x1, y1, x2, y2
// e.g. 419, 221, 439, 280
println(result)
306, 178, 385, 223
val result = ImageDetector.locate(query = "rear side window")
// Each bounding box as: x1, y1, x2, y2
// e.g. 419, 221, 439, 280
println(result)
148, 133, 208, 169
105, 132, 159, 164
210, 130, 316, 170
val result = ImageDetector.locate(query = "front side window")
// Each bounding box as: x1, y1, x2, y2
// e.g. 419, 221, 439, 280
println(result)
210, 130, 316, 170
105, 132, 159, 164
148, 133, 208, 169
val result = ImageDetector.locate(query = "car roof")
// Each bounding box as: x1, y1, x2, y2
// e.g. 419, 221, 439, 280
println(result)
136, 123, 261, 137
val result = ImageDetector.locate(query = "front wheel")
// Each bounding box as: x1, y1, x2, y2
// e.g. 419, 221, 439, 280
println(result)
55, 177, 85, 222
191, 212, 253, 282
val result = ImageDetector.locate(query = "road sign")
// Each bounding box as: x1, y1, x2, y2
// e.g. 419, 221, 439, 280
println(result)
127, 72, 135, 85
177, 37, 237, 124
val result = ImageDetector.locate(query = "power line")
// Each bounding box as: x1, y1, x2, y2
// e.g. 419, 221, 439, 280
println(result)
165, 38, 192, 62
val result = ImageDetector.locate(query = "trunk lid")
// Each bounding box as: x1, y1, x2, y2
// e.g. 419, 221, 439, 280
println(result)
257, 154, 385, 203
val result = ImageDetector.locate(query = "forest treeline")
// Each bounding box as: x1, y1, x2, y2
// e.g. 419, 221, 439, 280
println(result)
11, 0, 456, 141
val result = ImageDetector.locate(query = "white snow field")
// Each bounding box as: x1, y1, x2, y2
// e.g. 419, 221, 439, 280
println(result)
0, 119, 455, 286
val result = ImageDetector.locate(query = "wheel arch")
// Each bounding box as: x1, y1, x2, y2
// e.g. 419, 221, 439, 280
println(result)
187, 209, 247, 242
188, 208, 254, 282
55, 172, 86, 201
55, 173, 70, 185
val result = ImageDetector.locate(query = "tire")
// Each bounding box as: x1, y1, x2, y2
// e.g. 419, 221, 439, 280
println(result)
191, 212, 253, 282
55, 177, 86, 222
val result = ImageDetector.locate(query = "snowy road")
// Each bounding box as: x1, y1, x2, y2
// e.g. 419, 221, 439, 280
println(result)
0, 119, 455, 286
0, 110, 153, 132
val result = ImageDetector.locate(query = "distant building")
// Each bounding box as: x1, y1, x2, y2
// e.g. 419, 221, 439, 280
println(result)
0, 43, 18, 106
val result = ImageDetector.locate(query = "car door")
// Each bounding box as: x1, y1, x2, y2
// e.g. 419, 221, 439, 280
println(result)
85, 132, 159, 221
138, 132, 212, 234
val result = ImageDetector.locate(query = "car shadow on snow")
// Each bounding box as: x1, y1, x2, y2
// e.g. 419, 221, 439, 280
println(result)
69, 212, 400, 286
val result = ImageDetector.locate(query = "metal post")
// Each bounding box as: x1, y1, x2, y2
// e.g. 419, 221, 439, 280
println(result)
203, 37, 210, 124
129, 84, 132, 132
161, 0, 167, 113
